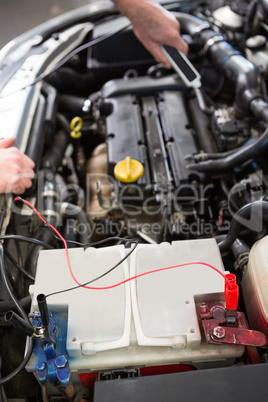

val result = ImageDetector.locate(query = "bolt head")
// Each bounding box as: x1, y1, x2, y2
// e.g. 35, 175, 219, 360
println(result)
55, 355, 68, 369
212, 326, 226, 339
36, 362, 46, 371
200, 303, 208, 314
153, 148, 162, 157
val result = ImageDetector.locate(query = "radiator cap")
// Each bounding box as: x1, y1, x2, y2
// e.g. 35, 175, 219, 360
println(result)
114, 156, 144, 183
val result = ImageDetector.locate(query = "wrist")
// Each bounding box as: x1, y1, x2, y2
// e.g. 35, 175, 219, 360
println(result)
113, 0, 150, 20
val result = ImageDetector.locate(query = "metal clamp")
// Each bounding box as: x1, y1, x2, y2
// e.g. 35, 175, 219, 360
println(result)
199, 34, 225, 56
199, 302, 268, 347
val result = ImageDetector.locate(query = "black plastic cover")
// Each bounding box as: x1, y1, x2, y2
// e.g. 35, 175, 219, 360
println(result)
103, 76, 202, 194
94, 363, 268, 402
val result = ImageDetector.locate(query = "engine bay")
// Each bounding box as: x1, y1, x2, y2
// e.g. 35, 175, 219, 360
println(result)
2, 0, 268, 400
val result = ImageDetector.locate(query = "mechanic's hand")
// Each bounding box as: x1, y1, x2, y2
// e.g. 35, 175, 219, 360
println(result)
0, 138, 35, 194
113, 0, 188, 68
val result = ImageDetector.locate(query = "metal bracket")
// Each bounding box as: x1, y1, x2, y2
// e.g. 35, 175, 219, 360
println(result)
199, 302, 267, 347
202, 316, 267, 347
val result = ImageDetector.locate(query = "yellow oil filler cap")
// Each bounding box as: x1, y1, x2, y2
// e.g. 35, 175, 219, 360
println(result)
114, 156, 144, 183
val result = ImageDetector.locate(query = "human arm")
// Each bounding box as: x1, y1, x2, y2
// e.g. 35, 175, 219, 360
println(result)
112, 0, 188, 68
0, 138, 35, 194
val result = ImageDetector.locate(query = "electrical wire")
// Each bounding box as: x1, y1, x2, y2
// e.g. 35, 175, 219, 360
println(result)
46, 240, 139, 298
0, 195, 7, 232
0, 244, 27, 319
15, 197, 139, 290
4, 249, 35, 281
84, 236, 133, 248
46, 260, 231, 295
10, 217, 23, 272
0, 243, 34, 386
14, 196, 88, 288
0, 339, 33, 387
11, 222, 25, 296
15, 197, 233, 298
15, 197, 129, 249
0, 235, 54, 249
4, 262, 21, 300
0, 22, 130, 99
54, 236, 134, 248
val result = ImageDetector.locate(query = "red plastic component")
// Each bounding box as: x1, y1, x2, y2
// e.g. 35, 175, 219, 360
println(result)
224, 273, 239, 310
140, 364, 196, 376
79, 372, 98, 390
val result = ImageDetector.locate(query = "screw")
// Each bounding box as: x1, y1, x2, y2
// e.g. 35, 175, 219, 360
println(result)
55, 355, 68, 369
154, 148, 162, 157
36, 362, 46, 371
212, 326, 226, 339
36, 361, 47, 386
200, 303, 208, 314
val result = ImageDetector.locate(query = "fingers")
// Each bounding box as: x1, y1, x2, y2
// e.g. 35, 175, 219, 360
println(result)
146, 42, 172, 68
12, 154, 35, 194
0, 147, 35, 194
167, 18, 189, 52
160, 36, 189, 69
6, 169, 35, 195
131, 2, 189, 68
0, 137, 16, 149
8, 175, 33, 195
166, 30, 189, 56
22, 153, 35, 171
137, 34, 189, 69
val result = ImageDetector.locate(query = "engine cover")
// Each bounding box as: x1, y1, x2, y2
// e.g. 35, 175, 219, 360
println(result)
102, 75, 203, 195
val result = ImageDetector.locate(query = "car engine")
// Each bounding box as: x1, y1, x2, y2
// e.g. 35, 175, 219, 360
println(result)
2, 0, 268, 400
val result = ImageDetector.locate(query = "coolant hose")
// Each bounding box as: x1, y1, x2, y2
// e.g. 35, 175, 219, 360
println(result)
197, 149, 237, 160
187, 126, 268, 172
173, 12, 210, 36
42, 82, 58, 135
231, 238, 250, 260
42, 129, 69, 170
217, 200, 268, 252
59, 94, 89, 116
57, 113, 71, 135
25, 94, 46, 170
187, 97, 217, 154
60, 202, 91, 245
175, 12, 268, 121
46, 67, 94, 95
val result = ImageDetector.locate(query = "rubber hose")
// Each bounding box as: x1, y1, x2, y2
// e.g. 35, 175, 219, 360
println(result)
218, 201, 268, 251
188, 126, 268, 172
60, 202, 91, 245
